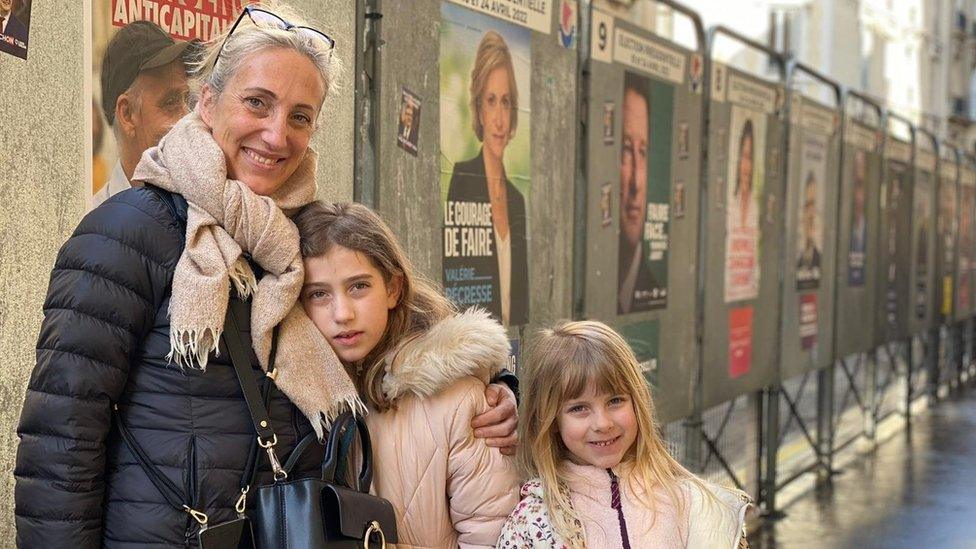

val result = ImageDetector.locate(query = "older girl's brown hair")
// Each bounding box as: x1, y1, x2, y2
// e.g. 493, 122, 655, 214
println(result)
293, 201, 455, 410
469, 30, 519, 141
518, 320, 705, 548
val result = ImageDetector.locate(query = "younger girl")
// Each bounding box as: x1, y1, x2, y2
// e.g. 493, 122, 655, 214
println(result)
499, 320, 750, 548
293, 201, 519, 547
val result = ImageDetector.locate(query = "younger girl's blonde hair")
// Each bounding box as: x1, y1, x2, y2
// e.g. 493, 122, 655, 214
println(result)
517, 320, 699, 548
293, 201, 455, 410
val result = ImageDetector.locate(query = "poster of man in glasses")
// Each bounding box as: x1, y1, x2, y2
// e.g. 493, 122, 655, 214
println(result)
90, 1, 248, 210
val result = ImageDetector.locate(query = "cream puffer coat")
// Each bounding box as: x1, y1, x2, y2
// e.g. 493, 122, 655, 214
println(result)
366, 308, 520, 548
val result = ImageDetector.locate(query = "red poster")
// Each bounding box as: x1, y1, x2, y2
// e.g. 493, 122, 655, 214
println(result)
799, 293, 818, 350
111, 0, 248, 42
728, 307, 753, 379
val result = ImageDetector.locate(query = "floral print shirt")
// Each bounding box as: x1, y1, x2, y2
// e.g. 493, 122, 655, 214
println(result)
497, 479, 582, 548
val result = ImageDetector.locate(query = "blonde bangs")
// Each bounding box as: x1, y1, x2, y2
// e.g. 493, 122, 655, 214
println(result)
558, 347, 635, 404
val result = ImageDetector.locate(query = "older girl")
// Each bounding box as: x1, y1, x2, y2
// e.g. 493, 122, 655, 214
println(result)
499, 321, 750, 548
294, 201, 520, 548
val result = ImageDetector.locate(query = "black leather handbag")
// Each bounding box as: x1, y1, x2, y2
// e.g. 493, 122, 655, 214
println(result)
115, 299, 398, 548
250, 412, 397, 548
221, 301, 399, 549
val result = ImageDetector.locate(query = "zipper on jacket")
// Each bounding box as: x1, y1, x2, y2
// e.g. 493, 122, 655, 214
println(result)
608, 469, 632, 549
184, 434, 198, 545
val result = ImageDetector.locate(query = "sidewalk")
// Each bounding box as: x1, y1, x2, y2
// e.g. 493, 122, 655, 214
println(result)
749, 389, 976, 549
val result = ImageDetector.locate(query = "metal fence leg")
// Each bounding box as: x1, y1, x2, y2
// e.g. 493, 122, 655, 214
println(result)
904, 338, 913, 424
928, 327, 940, 400
761, 386, 782, 517
865, 349, 878, 441
956, 324, 964, 390
817, 363, 835, 480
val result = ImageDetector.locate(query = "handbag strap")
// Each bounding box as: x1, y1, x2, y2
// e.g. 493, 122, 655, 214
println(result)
321, 411, 374, 493
222, 299, 277, 443
112, 410, 188, 512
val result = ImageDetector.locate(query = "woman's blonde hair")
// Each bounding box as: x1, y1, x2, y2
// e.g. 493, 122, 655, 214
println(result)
292, 201, 455, 410
469, 30, 519, 141
189, 1, 341, 110
518, 320, 699, 548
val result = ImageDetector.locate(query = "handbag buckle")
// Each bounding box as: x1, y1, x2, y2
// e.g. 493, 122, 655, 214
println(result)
258, 435, 288, 481
363, 520, 386, 549
183, 505, 209, 526
235, 486, 249, 514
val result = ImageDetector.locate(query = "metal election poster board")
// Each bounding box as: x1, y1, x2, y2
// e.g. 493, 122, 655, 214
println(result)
936, 144, 960, 326
956, 157, 976, 322
377, 0, 574, 370
779, 91, 841, 380
909, 133, 938, 334
582, 3, 705, 423
876, 130, 914, 344
834, 108, 883, 358
700, 41, 786, 409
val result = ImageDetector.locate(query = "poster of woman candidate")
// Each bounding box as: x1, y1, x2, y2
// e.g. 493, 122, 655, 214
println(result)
617, 71, 673, 314
724, 105, 766, 303
440, 1, 531, 327
796, 134, 826, 290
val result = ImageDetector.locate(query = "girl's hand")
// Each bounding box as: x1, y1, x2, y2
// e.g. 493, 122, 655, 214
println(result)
471, 383, 518, 455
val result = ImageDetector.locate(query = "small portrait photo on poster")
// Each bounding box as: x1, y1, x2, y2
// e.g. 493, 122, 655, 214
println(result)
0, 0, 31, 60
396, 87, 422, 156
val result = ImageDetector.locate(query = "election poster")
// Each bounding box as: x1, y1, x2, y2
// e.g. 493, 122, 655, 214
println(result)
799, 294, 818, 350
616, 69, 673, 314
883, 164, 908, 329
939, 169, 957, 316
724, 105, 766, 303
914, 173, 933, 320
958, 184, 974, 313
0, 0, 31, 60
91, 0, 250, 210
848, 148, 869, 286
728, 306, 753, 379
796, 134, 827, 290
440, 1, 532, 327
620, 320, 661, 386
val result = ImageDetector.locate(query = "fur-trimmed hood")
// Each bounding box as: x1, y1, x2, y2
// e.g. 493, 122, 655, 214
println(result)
380, 308, 510, 402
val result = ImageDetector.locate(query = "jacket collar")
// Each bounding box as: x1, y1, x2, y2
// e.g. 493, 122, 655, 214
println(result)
379, 307, 510, 402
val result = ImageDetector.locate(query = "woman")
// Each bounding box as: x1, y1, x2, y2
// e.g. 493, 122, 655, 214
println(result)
13, 3, 515, 546
446, 30, 529, 327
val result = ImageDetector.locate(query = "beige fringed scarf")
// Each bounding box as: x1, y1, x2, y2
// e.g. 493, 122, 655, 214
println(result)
133, 112, 364, 438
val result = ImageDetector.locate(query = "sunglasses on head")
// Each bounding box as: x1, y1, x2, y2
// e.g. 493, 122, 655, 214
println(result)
214, 6, 336, 68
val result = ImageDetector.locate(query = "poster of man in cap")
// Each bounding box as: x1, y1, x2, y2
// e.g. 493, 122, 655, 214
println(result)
90, 1, 247, 210
0, 0, 31, 59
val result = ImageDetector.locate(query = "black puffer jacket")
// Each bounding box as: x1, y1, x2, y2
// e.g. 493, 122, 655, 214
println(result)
15, 186, 323, 547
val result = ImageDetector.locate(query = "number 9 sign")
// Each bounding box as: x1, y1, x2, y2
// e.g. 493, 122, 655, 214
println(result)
591, 9, 614, 64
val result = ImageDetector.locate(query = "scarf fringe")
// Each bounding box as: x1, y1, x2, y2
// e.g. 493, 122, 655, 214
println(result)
229, 258, 258, 300
168, 327, 220, 370
311, 397, 370, 440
